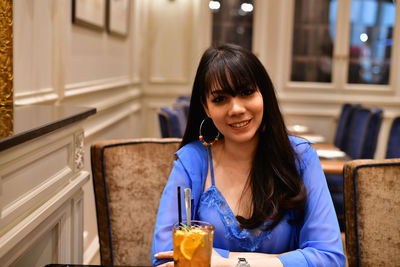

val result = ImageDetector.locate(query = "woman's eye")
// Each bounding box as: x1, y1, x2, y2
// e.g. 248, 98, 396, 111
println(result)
241, 89, 255, 96
212, 96, 225, 103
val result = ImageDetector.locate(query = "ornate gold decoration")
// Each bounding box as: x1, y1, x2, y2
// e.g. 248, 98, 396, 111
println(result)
74, 132, 84, 171
0, 106, 13, 138
0, 0, 13, 107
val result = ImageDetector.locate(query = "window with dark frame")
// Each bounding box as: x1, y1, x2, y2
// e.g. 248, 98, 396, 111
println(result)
210, 0, 254, 51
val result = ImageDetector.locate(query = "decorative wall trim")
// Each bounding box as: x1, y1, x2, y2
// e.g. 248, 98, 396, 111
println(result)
0, 133, 77, 231
94, 88, 141, 112
83, 235, 99, 265
0, 171, 89, 258
143, 89, 189, 98
0, 203, 69, 266
278, 93, 400, 106
131, 76, 141, 85
65, 76, 132, 97
14, 88, 58, 105
74, 132, 84, 172
282, 109, 337, 117
84, 102, 141, 138
149, 77, 188, 84
147, 0, 191, 85
71, 191, 84, 263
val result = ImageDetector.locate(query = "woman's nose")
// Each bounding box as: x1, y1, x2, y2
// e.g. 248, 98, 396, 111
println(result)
228, 97, 246, 116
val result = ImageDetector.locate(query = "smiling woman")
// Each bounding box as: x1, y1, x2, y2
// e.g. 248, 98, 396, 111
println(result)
151, 44, 345, 267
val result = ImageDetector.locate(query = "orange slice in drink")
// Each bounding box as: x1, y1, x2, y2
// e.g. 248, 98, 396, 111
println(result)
173, 230, 186, 261
180, 229, 207, 260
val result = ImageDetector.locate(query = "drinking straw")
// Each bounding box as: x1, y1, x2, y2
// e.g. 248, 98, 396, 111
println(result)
177, 186, 182, 225
184, 188, 192, 227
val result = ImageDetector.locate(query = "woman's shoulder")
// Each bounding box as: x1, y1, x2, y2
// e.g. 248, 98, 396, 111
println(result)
176, 140, 206, 158
288, 135, 317, 161
289, 135, 313, 150
175, 140, 208, 188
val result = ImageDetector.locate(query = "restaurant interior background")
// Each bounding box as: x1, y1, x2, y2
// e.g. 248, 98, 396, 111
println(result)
2, 0, 399, 265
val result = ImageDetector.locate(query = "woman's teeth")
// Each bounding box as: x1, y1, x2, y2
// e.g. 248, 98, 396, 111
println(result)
231, 120, 249, 128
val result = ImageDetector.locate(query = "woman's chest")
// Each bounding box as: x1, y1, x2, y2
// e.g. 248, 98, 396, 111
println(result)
197, 187, 297, 253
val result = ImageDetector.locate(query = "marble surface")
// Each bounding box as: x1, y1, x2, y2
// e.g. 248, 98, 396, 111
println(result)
0, 105, 96, 151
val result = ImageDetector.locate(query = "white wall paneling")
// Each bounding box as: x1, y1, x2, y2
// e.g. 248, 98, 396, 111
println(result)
0, 121, 89, 266
148, 0, 192, 84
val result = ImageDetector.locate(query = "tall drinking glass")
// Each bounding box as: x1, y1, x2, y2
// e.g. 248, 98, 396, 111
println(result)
172, 220, 215, 267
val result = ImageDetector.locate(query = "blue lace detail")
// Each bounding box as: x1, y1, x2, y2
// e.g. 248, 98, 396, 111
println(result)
200, 185, 272, 251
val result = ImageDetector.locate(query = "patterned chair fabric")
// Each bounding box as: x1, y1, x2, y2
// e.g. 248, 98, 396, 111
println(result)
343, 158, 400, 267
91, 138, 181, 266
386, 117, 400, 158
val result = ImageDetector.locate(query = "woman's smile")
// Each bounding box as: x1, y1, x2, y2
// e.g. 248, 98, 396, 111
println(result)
229, 119, 251, 129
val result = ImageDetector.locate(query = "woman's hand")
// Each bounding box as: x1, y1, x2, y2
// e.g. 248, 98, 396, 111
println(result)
155, 249, 229, 267
154, 251, 173, 267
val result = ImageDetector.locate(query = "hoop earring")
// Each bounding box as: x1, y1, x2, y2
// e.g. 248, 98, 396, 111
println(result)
199, 118, 220, 147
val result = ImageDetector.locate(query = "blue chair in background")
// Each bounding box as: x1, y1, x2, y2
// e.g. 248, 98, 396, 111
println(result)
158, 111, 171, 138
158, 106, 187, 138
327, 106, 374, 232
345, 107, 373, 159
176, 95, 191, 102
175, 100, 190, 119
334, 103, 361, 151
361, 107, 383, 159
386, 116, 400, 158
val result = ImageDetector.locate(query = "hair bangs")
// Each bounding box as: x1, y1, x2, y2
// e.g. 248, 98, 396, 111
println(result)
203, 54, 258, 99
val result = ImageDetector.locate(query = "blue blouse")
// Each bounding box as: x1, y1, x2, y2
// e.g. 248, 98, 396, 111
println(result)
151, 136, 345, 266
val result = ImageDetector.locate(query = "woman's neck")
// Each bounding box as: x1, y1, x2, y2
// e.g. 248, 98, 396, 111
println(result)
219, 135, 259, 163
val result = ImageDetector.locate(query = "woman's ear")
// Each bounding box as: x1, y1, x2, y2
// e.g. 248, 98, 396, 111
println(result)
201, 99, 210, 117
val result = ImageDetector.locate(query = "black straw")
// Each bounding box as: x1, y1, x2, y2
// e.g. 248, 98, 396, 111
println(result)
177, 186, 182, 225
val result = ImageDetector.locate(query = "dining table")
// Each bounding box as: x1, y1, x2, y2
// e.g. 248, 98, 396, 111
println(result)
312, 143, 351, 174
288, 124, 351, 175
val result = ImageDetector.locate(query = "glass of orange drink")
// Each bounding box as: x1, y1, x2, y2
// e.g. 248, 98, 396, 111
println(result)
172, 220, 215, 267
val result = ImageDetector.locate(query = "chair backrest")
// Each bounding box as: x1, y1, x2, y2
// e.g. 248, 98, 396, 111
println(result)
160, 106, 186, 137
157, 110, 172, 138
334, 103, 361, 151
360, 107, 383, 159
91, 138, 181, 266
343, 158, 400, 267
175, 100, 190, 118
345, 108, 372, 159
386, 116, 400, 158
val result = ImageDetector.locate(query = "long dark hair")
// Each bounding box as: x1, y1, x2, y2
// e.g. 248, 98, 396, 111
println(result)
181, 44, 307, 230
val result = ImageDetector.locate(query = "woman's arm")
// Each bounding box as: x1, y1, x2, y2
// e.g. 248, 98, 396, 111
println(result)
155, 250, 284, 267
277, 144, 346, 266
222, 251, 283, 267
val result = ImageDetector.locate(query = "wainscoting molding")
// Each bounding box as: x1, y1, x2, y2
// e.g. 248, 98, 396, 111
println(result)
65, 76, 132, 97
14, 87, 59, 105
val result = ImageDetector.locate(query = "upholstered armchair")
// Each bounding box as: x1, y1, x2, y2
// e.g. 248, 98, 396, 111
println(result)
91, 138, 181, 266
343, 158, 400, 267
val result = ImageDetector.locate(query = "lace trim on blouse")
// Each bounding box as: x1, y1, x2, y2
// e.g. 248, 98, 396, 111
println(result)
200, 186, 272, 251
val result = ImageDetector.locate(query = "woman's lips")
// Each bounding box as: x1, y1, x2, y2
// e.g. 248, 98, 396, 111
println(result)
229, 119, 251, 128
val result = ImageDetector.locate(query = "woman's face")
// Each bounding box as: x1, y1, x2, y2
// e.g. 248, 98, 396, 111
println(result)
203, 83, 264, 145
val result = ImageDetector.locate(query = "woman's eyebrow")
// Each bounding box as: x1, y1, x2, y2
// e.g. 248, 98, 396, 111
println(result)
210, 89, 226, 95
